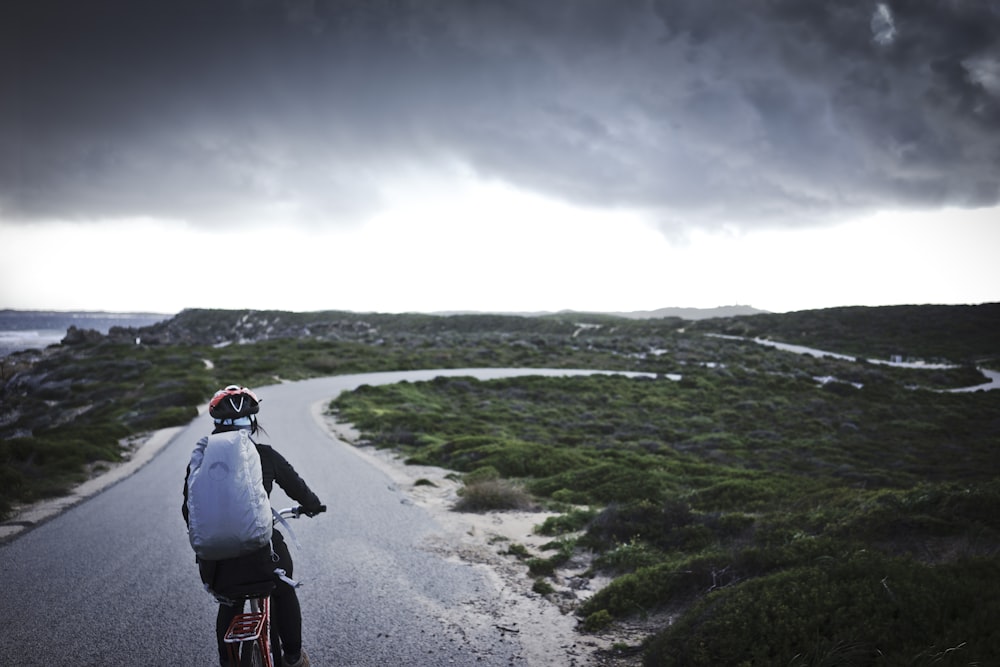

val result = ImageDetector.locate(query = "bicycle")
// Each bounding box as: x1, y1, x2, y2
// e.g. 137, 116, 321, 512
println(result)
221, 505, 325, 667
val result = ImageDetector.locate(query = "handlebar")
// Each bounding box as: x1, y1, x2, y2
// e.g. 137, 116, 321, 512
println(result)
276, 505, 327, 519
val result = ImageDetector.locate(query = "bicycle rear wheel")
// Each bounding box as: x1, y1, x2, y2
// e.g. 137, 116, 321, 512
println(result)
239, 640, 267, 667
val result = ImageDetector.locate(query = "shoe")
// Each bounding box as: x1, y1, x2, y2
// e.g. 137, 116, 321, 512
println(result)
282, 649, 310, 667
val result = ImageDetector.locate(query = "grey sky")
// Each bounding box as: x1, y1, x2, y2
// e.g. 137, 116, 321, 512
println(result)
2, 0, 999, 235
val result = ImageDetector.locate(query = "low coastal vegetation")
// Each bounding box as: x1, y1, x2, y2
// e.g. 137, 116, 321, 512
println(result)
687, 303, 1000, 366
2, 304, 999, 664
329, 370, 1000, 664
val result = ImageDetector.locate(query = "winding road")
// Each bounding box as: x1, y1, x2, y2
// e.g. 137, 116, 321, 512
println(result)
0, 368, 638, 667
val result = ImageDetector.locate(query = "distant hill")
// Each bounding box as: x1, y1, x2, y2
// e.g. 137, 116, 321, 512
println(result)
435, 305, 768, 320
123, 306, 770, 348
688, 303, 1000, 364
3, 306, 761, 356
598, 305, 767, 320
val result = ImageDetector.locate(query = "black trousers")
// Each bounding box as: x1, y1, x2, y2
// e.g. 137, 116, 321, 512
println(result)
213, 531, 302, 666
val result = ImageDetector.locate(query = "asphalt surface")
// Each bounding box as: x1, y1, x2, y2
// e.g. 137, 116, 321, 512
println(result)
0, 368, 638, 666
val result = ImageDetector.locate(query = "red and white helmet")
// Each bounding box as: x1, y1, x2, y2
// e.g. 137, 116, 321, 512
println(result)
208, 385, 261, 422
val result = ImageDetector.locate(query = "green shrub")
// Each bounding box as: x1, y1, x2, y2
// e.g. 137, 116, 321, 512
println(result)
504, 543, 531, 559
537, 508, 599, 536
462, 466, 500, 485
429, 436, 592, 478
690, 474, 806, 512
453, 479, 534, 512
583, 609, 614, 632
147, 406, 199, 430
642, 553, 1000, 666
582, 550, 734, 618
530, 463, 668, 505
583, 498, 695, 551
709, 511, 756, 537
532, 579, 555, 595
527, 538, 576, 576
527, 557, 557, 577
594, 539, 666, 573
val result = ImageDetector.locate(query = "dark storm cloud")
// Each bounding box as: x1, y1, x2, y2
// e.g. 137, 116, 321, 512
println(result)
2, 0, 998, 230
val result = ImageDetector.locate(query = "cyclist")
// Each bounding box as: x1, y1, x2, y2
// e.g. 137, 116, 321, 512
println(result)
183, 385, 324, 667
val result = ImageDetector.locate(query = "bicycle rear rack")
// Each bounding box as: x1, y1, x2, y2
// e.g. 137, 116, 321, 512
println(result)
223, 596, 272, 666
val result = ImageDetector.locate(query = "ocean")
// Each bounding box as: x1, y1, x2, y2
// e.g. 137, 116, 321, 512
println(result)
0, 311, 171, 357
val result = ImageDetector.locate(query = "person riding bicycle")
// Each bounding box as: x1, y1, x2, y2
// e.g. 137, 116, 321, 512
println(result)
183, 385, 324, 667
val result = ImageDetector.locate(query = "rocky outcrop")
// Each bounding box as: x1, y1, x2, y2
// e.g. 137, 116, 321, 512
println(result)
61, 326, 105, 346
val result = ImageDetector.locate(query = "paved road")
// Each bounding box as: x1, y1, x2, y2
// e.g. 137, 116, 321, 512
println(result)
0, 368, 638, 666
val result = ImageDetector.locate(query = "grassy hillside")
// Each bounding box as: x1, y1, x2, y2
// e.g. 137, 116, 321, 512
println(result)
331, 370, 1000, 665
688, 303, 1000, 366
2, 303, 999, 663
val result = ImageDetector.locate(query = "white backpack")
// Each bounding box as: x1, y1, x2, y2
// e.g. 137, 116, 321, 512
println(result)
186, 429, 273, 561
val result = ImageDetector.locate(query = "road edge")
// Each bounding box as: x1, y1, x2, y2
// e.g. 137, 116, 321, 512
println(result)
0, 425, 184, 544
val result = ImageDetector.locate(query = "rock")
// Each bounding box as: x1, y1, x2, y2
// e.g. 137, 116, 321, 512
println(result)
62, 326, 104, 346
